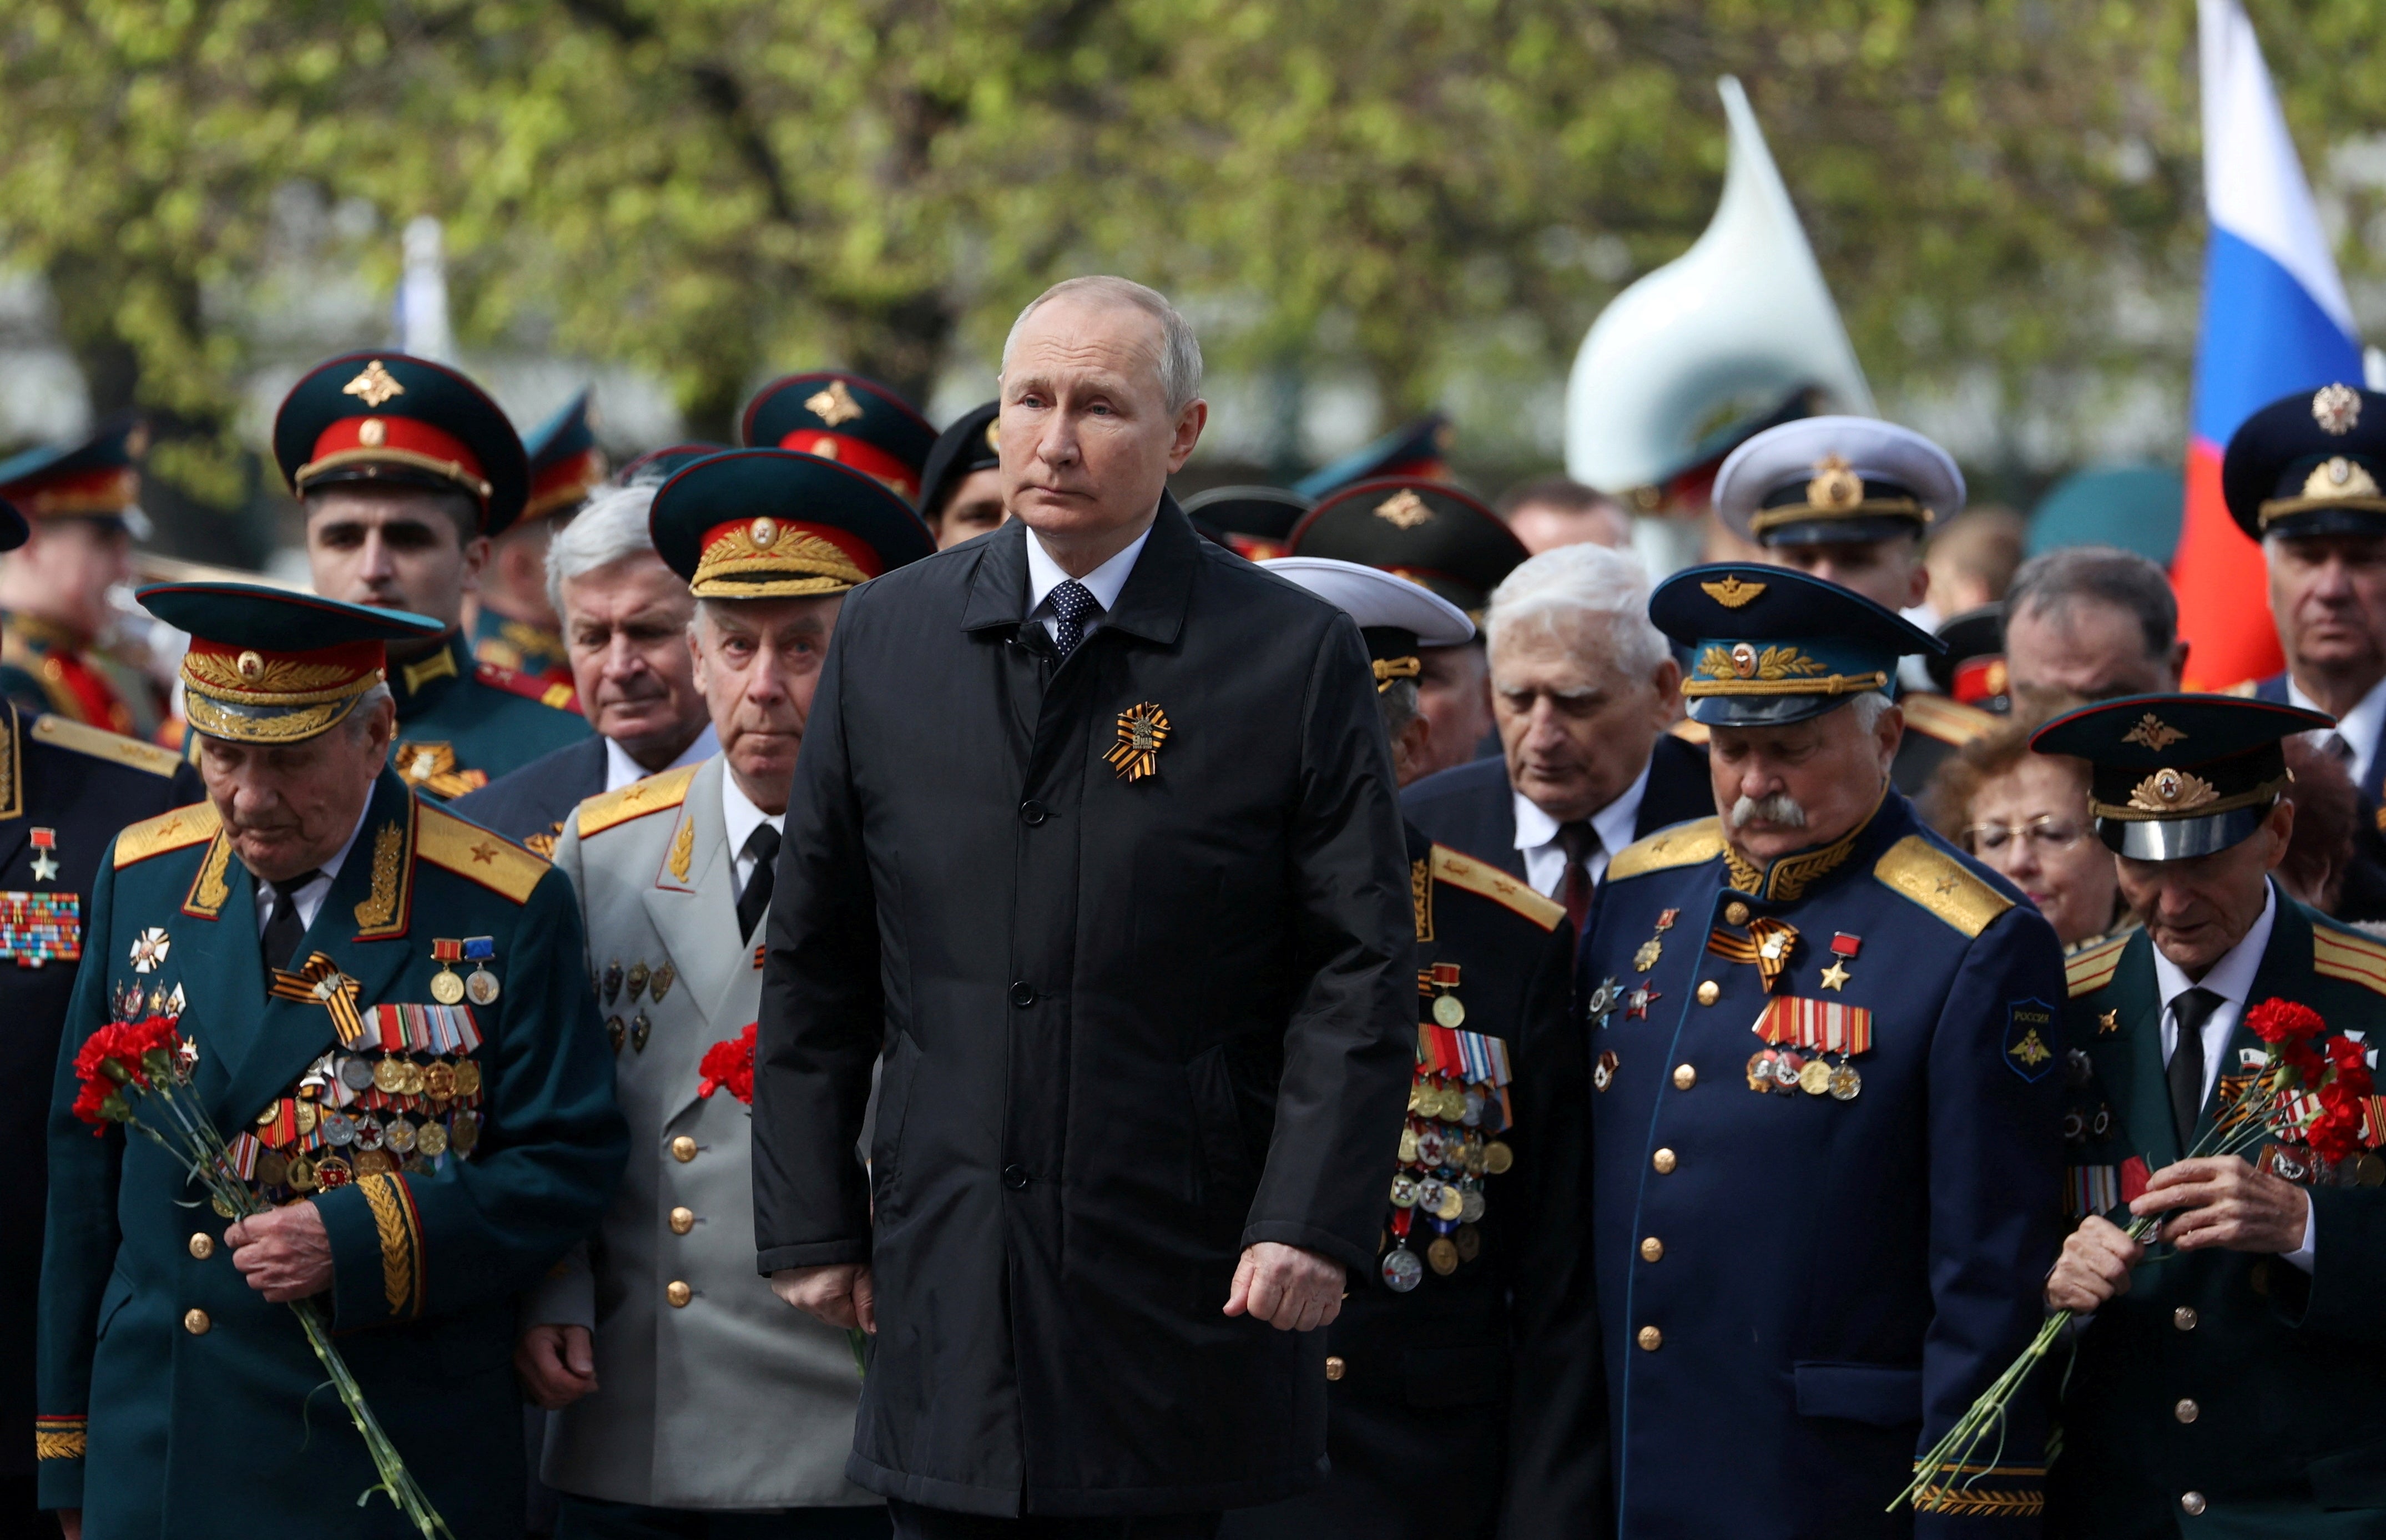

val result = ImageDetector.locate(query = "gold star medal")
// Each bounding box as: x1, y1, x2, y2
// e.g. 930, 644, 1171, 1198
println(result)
1107, 703, 1170, 782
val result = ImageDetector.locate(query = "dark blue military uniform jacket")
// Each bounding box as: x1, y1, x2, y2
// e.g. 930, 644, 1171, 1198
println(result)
2050, 895, 2386, 1537
36, 770, 625, 1537
387, 629, 589, 799
2, 709, 198, 1487
1581, 792, 2066, 1536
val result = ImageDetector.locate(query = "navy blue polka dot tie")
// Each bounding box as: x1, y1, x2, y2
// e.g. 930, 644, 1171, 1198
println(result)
1050, 578, 1099, 660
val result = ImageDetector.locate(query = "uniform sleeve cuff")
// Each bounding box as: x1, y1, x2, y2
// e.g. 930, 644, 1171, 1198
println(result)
1237, 1220, 1376, 1280
317, 1174, 427, 1328
36, 1415, 86, 1508
756, 1239, 871, 1275
526, 1245, 596, 1330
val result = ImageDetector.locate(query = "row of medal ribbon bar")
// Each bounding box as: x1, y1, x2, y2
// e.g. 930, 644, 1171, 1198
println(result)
231, 1103, 482, 1171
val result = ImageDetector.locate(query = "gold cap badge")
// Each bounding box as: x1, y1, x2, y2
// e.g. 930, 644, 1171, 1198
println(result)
342, 360, 406, 410
2314, 383, 2362, 436
1806, 453, 1864, 512
1373, 489, 1432, 530
2128, 767, 2218, 813
2121, 713, 2185, 751
2303, 456, 2381, 502
1700, 575, 1766, 609
804, 379, 864, 427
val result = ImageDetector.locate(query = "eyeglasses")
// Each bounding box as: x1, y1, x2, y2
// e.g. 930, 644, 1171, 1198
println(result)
1964, 816, 2088, 856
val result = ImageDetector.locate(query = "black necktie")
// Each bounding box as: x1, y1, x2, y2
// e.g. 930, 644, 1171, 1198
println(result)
2168, 986, 2222, 1145
738, 824, 781, 943
1049, 578, 1099, 660
260, 869, 320, 975
1557, 821, 1602, 933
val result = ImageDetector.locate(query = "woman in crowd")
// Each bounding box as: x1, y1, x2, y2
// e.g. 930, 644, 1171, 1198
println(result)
1929, 716, 2126, 952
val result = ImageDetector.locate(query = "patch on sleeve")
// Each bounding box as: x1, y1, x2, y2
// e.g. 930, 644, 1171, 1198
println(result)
2004, 998, 2057, 1081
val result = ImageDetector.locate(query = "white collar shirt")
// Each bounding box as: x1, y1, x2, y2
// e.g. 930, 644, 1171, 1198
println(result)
1514, 759, 1652, 898
2287, 673, 2386, 789
721, 765, 785, 894
1025, 522, 1153, 644
603, 723, 719, 794
251, 797, 374, 937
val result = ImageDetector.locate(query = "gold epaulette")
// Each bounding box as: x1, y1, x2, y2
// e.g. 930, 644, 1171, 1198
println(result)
1605, 817, 1724, 883
1873, 835, 2014, 938
32, 715, 186, 777
2219, 679, 2261, 699
1430, 844, 1565, 932
576, 763, 698, 839
2064, 932, 2131, 998
113, 802, 221, 868
415, 803, 547, 904
1666, 717, 1711, 745
2312, 922, 2386, 997
1898, 691, 1999, 748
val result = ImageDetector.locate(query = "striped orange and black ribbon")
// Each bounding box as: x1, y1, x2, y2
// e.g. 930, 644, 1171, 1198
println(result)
1706, 917, 1800, 993
269, 952, 365, 1045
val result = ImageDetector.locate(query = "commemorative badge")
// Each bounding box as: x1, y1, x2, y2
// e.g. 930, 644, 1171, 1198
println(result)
1106, 703, 1169, 782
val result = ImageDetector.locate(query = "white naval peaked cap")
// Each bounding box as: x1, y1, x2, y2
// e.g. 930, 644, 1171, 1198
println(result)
1262, 556, 1476, 647
1712, 415, 1966, 546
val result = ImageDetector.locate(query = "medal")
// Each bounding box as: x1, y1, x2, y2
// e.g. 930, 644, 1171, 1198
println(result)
453, 1061, 482, 1097
1427, 1237, 1460, 1275
1626, 984, 1660, 1020
1381, 1245, 1424, 1292
340, 1055, 375, 1092
286, 1155, 318, 1192
294, 1100, 319, 1135
1594, 1050, 1618, 1093
384, 1117, 417, 1153
603, 959, 623, 1005
1482, 1140, 1514, 1175
1416, 1178, 1446, 1215
650, 963, 676, 1002
1828, 1061, 1862, 1101
1390, 1173, 1419, 1209
1454, 1223, 1482, 1263
430, 939, 466, 1006
450, 1111, 480, 1154
315, 1155, 353, 1189
628, 961, 650, 1002
462, 936, 499, 1005
632, 1012, 653, 1052
2359, 1153, 2386, 1188
129, 926, 170, 973
321, 1111, 356, 1147
1415, 1128, 1449, 1167
422, 1061, 457, 1099
29, 827, 58, 883
1772, 1051, 1804, 1091
1431, 993, 1466, 1028
1106, 703, 1171, 782
1458, 1186, 1487, 1224
356, 1148, 397, 1177
607, 1016, 625, 1053
1434, 1183, 1465, 1222
1396, 1125, 1420, 1165
1586, 976, 1621, 1026
1747, 1048, 1775, 1092
257, 1150, 289, 1188
1818, 932, 1859, 992
352, 1116, 386, 1152
393, 1059, 425, 1097
416, 1120, 449, 1158
1798, 1058, 1833, 1097
374, 1055, 405, 1093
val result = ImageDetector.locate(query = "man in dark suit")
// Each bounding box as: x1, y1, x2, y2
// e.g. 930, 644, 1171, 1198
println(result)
456, 479, 717, 852
754, 276, 1415, 1539
1403, 542, 1711, 927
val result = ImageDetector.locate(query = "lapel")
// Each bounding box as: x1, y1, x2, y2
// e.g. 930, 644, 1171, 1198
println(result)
0, 703, 34, 876
215, 771, 421, 1125
2093, 929, 2180, 1169
639, 756, 744, 1031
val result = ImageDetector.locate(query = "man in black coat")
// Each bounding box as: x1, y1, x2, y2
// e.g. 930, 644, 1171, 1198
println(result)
754, 277, 1415, 1539
1401, 542, 1712, 925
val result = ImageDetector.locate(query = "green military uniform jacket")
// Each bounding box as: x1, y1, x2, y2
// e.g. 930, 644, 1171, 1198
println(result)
2051, 889, 2386, 1537
387, 629, 588, 800
36, 770, 627, 1538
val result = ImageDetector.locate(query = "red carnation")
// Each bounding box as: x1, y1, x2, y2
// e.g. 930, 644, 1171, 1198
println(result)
698, 1023, 758, 1105
2246, 998, 2326, 1044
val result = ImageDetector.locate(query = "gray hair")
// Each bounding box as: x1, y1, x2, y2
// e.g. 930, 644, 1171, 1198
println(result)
342, 681, 396, 741
1850, 690, 1894, 734
2004, 544, 2177, 660
999, 276, 1204, 413
1374, 678, 1422, 744
545, 483, 660, 616
1484, 542, 1669, 678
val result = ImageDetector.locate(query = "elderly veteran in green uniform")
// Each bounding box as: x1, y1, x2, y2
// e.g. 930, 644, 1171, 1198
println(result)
273, 352, 592, 800
1713, 417, 1998, 793
36, 582, 626, 1540
1219, 557, 1602, 1540
2034, 693, 2386, 1536
516, 448, 930, 1539
1580, 564, 2066, 1536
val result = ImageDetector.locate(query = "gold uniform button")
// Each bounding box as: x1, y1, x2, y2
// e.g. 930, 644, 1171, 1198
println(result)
669, 1207, 695, 1235
1696, 981, 1720, 1006
1640, 1236, 1664, 1263
2173, 1306, 2198, 1332
1652, 1148, 1677, 1175
1636, 1325, 1662, 1351
1324, 1355, 1346, 1382
667, 1280, 693, 1308
188, 1233, 215, 1260
670, 1135, 697, 1163
1672, 1063, 1696, 1090
1724, 901, 1751, 926
2180, 1492, 2207, 1517
2175, 1398, 2199, 1424
183, 1308, 210, 1336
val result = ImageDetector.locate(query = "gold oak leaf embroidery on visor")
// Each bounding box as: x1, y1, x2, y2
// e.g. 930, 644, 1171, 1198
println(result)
1108, 703, 1171, 782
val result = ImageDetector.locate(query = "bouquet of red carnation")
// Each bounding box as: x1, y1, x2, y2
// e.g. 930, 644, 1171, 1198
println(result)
697, 1023, 757, 1104
72, 1018, 454, 1539
1895, 996, 2379, 1515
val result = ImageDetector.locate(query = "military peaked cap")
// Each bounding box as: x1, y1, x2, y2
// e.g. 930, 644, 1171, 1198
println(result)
739, 372, 936, 504
1650, 563, 1943, 728
650, 448, 934, 599
1287, 478, 1527, 617
2222, 382, 2386, 542
139, 581, 442, 744
273, 353, 531, 536
2031, 693, 2331, 861
1714, 416, 1963, 548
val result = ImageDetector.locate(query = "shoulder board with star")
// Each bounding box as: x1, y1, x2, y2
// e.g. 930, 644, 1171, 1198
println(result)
1605, 816, 1725, 883
31, 715, 185, 777
1430, 844, 1565, 931
415, 802, 548, 903
576, 762, 699, 840
1896, 692, 1998, 748
1665, 717, 1711, 745
112, 801, 222, 869
474, 660, 579, 713
1872, 834, 2014, 938
2311, 920, 2386, 997
2064, 931, 2132, 998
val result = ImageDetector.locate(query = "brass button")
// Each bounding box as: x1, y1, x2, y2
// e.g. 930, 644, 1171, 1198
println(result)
1696, 981, 1720, 1006
1724, 901, 1751, 926
669, 1207, 695, 1235
1324, 1355, 1346, 1382
667, 1280, 693, 1308
1652, 1148, 1678, 1175
183, 1308, 210, 1335
670, 1135, 697, 1163
2175, 1398, 2199, 1425
2180, 1492, 2206, 1517
188, 1233, 215, 1260
1640, 1236, 1664, 1263
1636, 1325, 1662, 1351
1672, 1063, 1696, 1090
2173, 1306, 2198, 1332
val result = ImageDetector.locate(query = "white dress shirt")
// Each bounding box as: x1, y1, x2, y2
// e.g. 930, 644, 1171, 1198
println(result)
2288, 673, 2386, 789
251, 800, 374, 936
603, 724, 719, 794
722, 768, 786, 894
2147, 881, 2314, 1269
1515, 759, 1652, 898
1025, 522, 1153, 644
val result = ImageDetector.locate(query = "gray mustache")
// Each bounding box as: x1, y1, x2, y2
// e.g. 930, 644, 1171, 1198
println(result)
1729, 794, 1808, 830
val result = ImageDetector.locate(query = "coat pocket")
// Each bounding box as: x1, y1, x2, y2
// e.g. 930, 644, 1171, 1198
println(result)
94, 1267, 134, 1341
871, 1028, 920, 1211
2310, 1431, 2386, 1510
1185, 1042, 1257, 1204
1792, 1361, 1923, 1428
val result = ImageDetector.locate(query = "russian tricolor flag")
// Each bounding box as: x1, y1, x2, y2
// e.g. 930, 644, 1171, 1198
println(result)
2173, 0, 2364, 689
